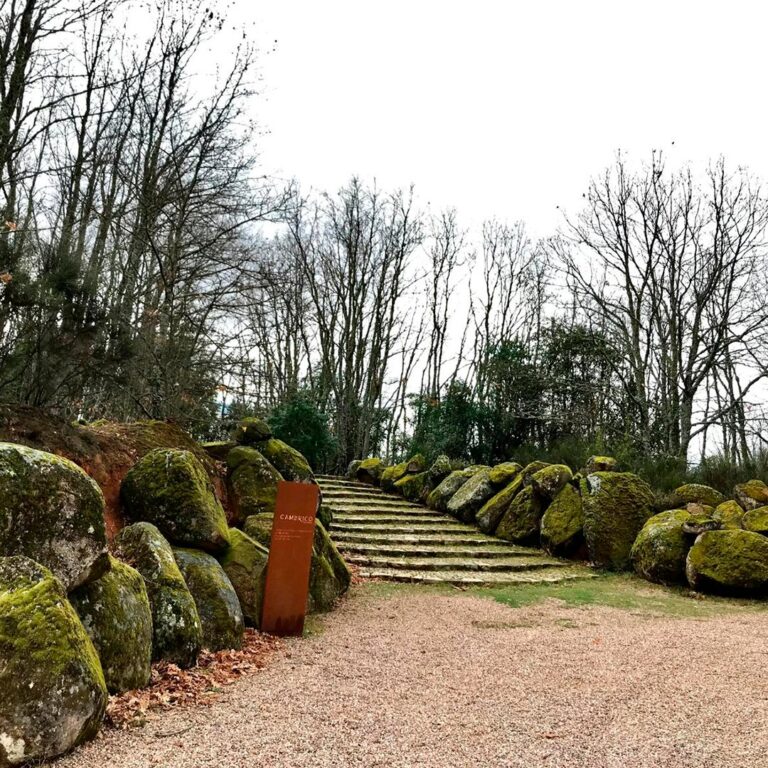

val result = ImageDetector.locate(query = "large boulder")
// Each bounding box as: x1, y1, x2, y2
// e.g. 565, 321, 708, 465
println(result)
394, 471, 429, 502
0, 443, 108, 591
672, 483, 726, 507
173, 548, 244, 652
447, 468, 496, 523
69, 556, 153, 693
540, 483, 585, 557
258, 438, 313, 482
495, 485, 545, 544
712, 500, 744, 530
227, 447, 283, 525
476, 473, 525, 534
201, 440, 236, 462
584, 455, 618, 473
355, 457, 386, 486
426, 468, 479, 512
734, 480, 768, 511
531, 464, 573, 501
742, 506, 768, 535
232, 417, 272, 445
488, 462, 522, 486
630, 509, 692, 585
0, 557, 107, 765
380, 461, 409, 492
121, 448, 230, 554
425, 455, 453, 486
345, 459, 362, 479
686, 529, 768, 595
114, 522, 202, 667
218, 528, 269, 627
581, 472, 654, 570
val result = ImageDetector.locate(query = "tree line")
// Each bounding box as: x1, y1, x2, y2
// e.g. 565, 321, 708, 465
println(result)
3, 0, 768, 477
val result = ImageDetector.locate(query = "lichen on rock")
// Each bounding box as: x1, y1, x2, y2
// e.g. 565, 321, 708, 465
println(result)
742, 506, 768, 535
494, 485, 545, 544
355, 457, 386, 486
686, 529, 768, 594
217, 528, 269, 628
426, 468, 480, 512
531, 464, 573, 500
540, 483, 584, 557
734, 480, 768, 511
476, 473, 525, 534
630, 509, 692, 585
447, 468, 496, 523
227, 446, 283, 525
712, 500, 744, 530
231, 417, 272, 445
672, 483, 726, 507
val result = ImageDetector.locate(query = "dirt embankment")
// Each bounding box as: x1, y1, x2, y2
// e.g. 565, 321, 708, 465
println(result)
0, 405, 228, 539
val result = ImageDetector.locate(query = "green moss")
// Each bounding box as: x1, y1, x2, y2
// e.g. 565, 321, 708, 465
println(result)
494, 485, 545, 544
734, 479, 768, 510
630, 509, 691, 586
201, 440, 236, 462
394, 471, 429, 502
227, 447, 282, 525
345, 459, 362, 479
426, 468, 479, 511
581, 472, 654, 571
114, 522, 202, 667
232, 416, 272, 445
712, 500, 744, 529
742, 506, 768, 535
585, 456, 618, 473
173, 548, 244, 651
425, 455, 452, 484
0, 442, 108, 591
380, 461, 408, 492
121, 448, 230, 553
258, 438, 313, 481
540, 483, 584, 557
69, 556, 152, 693
686, 529, 768, 594
218, 529, 269, 627
446, 468, 495, 523
355, 457, 386, 485
317, 504, 334, 530
488, 462, 523, 487
531, 464, 573, 500
476, 473, 525, 534
673, 483, 726, 507
0, 557, 107, 764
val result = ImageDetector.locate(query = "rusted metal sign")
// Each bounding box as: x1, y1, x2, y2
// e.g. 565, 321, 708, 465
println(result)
260, 481, 320, 637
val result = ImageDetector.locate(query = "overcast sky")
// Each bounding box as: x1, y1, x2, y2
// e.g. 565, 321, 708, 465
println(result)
237, 0, 768, 237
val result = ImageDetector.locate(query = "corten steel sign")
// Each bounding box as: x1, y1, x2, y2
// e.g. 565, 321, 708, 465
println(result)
260, 481, 320, 637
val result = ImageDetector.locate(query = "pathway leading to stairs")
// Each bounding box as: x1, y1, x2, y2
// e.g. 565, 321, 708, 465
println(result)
317, 475, 590, 585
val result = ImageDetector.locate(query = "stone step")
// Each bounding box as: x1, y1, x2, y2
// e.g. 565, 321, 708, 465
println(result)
358, 567, 593, 586
333, 513, 454, 524
321, 491, 410, 503
332, 531, 504, 546
325, 504, 429, 515
321, 484, 390, 495
337, 542, 535, 559
333, 521, 477, 535
345, 554, 565, 572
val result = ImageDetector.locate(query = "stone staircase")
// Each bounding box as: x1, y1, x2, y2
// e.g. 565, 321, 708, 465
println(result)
317, 476, 591, 586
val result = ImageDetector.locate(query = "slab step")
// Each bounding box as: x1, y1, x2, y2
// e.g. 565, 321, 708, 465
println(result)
336, 542, 536, 559
332, 531, 506, 546
359, 567, 593, 586
345, 554, 565, 572
333, 513, 455, 524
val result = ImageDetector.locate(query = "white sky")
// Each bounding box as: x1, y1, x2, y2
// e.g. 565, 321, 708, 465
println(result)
238, 0, 768, 237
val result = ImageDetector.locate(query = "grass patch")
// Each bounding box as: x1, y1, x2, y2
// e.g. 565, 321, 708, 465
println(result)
358, 573, 768, 620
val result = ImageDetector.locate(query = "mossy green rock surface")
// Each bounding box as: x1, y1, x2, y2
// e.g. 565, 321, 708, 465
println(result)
712, 500, 744, 529
495, 485, 545, 544
232, 417, 272, 444
173, 548, 244, 651
426, 468, 479, 512
673, 483, 726, 507
201, 440, 236, 462
0, 443, 108, 591
447, 468, 495, 523
742, 506, 768, 535
346, 459, 362, 479
380, 461, 408, 492
531, 464, 573, 500
121, 448, 230, 554
425, 455, 453, 485
630, 509, 691, 585
394, 471, 429, 502
114, 522, 202, 667
734, 479, 768, 511
585, 456, 618, 473
476, 474, 524, 534
218, 528, 269, 627
540, 483, 584, 557
258, 438, 313, 482
69, 556, 152, 693
227, 447, 283, 525
686, 529, 768, 594
355, 457, 385, 485
488, 462, 523, 487
0, 557, 107, 766
581, 472, 654, 570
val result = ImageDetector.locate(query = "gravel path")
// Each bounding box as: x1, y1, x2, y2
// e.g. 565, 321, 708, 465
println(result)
53, 588, 768, 768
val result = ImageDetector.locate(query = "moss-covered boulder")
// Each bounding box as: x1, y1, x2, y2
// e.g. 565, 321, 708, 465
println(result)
742, 506, 768, 535
426, 468, 479, 512
231, 417, 272, 445
218, 528, 269, 628
0, 443, 108, 592
380, 461, 409, 492
734, 480, 768, 511
540, 483, 584, 557
346, 459, 362, 479
425, 454, 453, 485
394, 471, 429, 502
227, 447, 283, 525
355, 457, 386, 485
447, 468, 496, 523
258, 438, 313, 482
712, 500, 744, 530
531, 464, 573, 500
495, 486, 545, 544
405, 454, 428, 473
173, 548, 244, 651
121, 448, 230, 554
630, 509, 691, 585
242, 515, 350, 613
476, 473, 525, 534
585, 456, 618, 473
114, 522, 202, 667
69, 556, 152, 693
317, 504, 333, 530
686, 529, 768, 595
673, 483, 726, 507
0, 557, 108, 765
581, 472, 654, 570
521, 460, 551, 477
201, 440, 236, 462
488, 462, 523, 487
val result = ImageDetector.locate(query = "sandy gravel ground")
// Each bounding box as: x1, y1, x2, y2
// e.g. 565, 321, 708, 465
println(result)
52, 589, 768, 768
